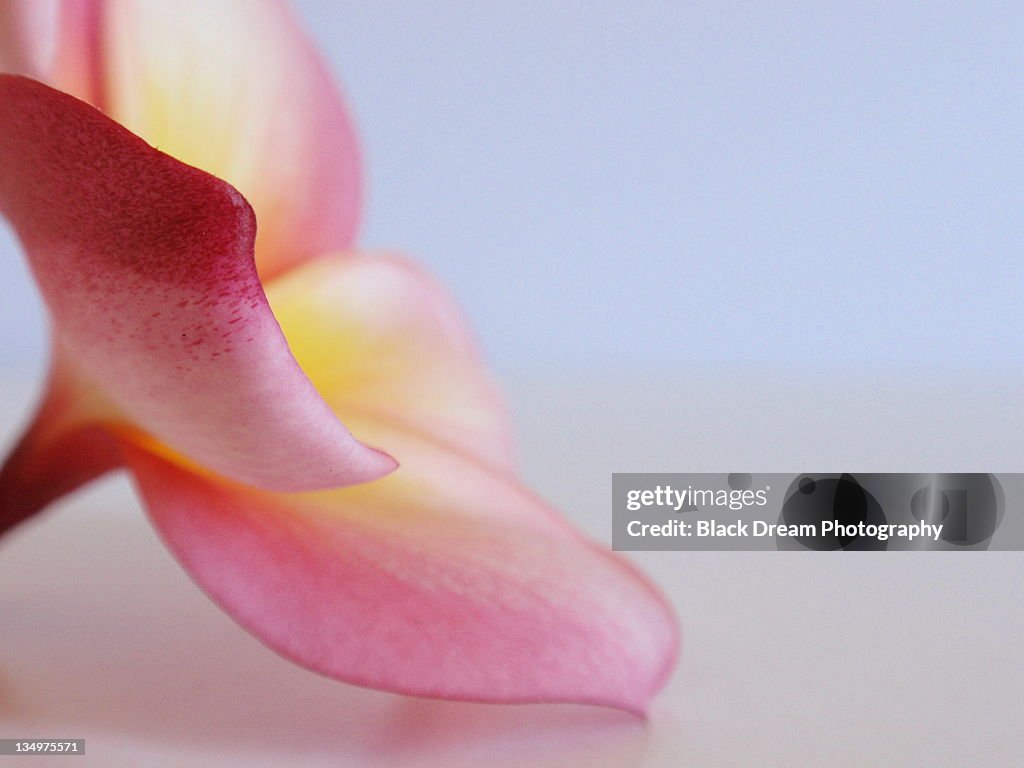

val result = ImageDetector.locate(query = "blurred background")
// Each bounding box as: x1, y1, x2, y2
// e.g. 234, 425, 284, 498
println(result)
1, 3, 1023, 766
1, 0, 1023, 376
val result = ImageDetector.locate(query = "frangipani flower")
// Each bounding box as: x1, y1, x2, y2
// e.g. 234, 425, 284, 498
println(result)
0, 0, 678, 713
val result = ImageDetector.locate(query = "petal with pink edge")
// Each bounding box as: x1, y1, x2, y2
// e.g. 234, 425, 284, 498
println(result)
0, 75, 394, 492
124, 434, 679, 714
2, 0, 361, 278
103, 0, 360, 278
267, 254, 517, 473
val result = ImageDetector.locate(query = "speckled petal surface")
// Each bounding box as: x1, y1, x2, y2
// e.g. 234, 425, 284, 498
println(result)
0, 75, 394, 492
1, 0, 361, 279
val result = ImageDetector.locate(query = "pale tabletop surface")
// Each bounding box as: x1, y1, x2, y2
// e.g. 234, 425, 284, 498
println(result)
0, 371, 1021, 767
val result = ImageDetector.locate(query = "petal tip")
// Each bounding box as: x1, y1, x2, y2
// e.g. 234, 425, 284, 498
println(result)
340, 442, 400, 486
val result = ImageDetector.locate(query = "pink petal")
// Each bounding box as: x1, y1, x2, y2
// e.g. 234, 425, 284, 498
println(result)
0, 350, 120, 535
102, 0, 362, 279
0, 0, 56, 77
0, 1, 103, 103
0, 75, 394, 492
124, 435, 679, 714
1, 0, 362, 279
267, 254, 517, 473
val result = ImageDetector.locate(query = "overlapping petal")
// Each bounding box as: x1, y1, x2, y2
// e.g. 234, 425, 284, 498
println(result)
0, 0, 360, 278
0, 0, 680, 713
125, 433, 678, 714
115, 255, 678, 712
0, 75, 394, 496
267, 254, 517, 473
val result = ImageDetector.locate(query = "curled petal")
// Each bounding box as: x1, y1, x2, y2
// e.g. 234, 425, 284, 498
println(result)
0, 350, 120, 535
0, 75, 394, 492
101, 0, 362, 278
124, 431, 679, 714
2, 0, 361, 278
267, 254, 517, 473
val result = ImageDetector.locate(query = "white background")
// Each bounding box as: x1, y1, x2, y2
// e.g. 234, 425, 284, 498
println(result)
1, 374, 1022, 765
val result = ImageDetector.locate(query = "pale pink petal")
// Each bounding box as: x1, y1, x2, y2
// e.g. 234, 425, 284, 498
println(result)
0, 1, 103, 103
124, 435, 679, 714
267, 254, 517, 473
0, 75, 394, 492
0, 0, 58, 77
